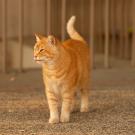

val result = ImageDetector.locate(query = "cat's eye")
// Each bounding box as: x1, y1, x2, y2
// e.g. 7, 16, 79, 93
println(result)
39, 49, 44, 52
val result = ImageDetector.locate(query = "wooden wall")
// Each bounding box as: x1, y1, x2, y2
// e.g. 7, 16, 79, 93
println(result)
0, 0, 133, 38
0, 0, 134, 71
0, 0, 46, 38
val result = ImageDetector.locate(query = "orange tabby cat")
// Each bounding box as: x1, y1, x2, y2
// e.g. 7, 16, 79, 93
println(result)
34, 16, 90, 124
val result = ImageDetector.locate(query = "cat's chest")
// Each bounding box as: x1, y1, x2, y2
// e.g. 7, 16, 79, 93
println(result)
46, 77, 63, 95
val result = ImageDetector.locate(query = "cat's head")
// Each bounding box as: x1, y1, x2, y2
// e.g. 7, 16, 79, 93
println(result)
34, 34, 61, 64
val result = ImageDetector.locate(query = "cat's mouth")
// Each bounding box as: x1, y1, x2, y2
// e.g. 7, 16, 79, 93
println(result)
35, 59, 45, 64
35, 60, 44, 62
34, 56, 52, 64
34, 57, 45, 62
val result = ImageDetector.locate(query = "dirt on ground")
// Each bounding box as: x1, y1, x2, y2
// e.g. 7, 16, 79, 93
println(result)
0, 69, 135, 135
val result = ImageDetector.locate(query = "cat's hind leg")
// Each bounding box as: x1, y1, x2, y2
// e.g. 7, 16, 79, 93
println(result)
80, 87, 89, 112
70, 93, 77, 113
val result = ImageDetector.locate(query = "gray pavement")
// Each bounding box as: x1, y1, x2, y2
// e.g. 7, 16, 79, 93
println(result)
0, 69, 135, 135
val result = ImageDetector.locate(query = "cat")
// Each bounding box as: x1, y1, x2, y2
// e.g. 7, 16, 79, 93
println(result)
34, 16, 90, 124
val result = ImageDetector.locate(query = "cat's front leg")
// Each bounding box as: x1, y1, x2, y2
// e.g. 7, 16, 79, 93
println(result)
46, 90, 59, 124
60, 93, 73, 123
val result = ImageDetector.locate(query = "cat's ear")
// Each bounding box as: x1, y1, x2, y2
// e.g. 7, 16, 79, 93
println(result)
35, 33, 44, 42
47, 35, 56, 45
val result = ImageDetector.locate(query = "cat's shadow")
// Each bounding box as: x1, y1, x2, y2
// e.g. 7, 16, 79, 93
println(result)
72, 102, 114, 113
70, 103, 115, 123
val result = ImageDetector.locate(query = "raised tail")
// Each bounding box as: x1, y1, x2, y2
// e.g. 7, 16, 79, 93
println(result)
67, 16, 85, 42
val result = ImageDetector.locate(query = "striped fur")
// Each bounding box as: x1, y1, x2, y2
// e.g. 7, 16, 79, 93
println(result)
34, 16, 90, 124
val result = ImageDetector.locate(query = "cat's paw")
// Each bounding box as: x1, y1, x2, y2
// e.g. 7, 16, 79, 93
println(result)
80, 107, 89, 112
49, 117, 59, 124
60, 115, 70, 123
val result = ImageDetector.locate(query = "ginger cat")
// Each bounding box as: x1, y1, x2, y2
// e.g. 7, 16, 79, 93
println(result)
34, 16, 90, 124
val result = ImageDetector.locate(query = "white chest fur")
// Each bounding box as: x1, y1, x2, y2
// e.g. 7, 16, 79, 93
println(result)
47, 77, 63, 95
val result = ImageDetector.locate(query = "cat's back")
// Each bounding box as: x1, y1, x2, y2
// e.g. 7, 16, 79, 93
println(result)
63, 39, 90, 72
63, 39, 89, 56
63, 39, 90, 86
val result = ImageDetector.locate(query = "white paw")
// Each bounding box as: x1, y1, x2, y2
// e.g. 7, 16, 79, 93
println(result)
49, 117, 59, 124
80, 107, 89, 112
60, 115, 70, 123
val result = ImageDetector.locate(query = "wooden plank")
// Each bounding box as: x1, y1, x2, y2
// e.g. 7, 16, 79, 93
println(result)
89, 0, 95, 69
61, 0, 66, 41
18, 0, 24, 72
43, 0, 47, 35
104, 0, 109, 68
115, 0, 120, 57
2, 0, 7, 73
110, 0, 116, 57
96, 0, 100, 53
80, 0, 84, 35
94, 0, 98, 54
123, 0, 129, 59
98, 0, 103, 54
131, 0, 135, 66
113, 0, 117, 57
47, 0, 51, 35
119, 0, 124, 58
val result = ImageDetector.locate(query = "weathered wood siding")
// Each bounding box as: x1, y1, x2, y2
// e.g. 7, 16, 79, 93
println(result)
0, 0, 134, 71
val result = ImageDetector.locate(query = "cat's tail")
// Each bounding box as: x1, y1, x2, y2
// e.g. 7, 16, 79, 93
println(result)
67, 16, 85, 42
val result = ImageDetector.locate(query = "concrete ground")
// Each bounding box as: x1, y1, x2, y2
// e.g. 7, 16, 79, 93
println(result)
0, 68, 135, 135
